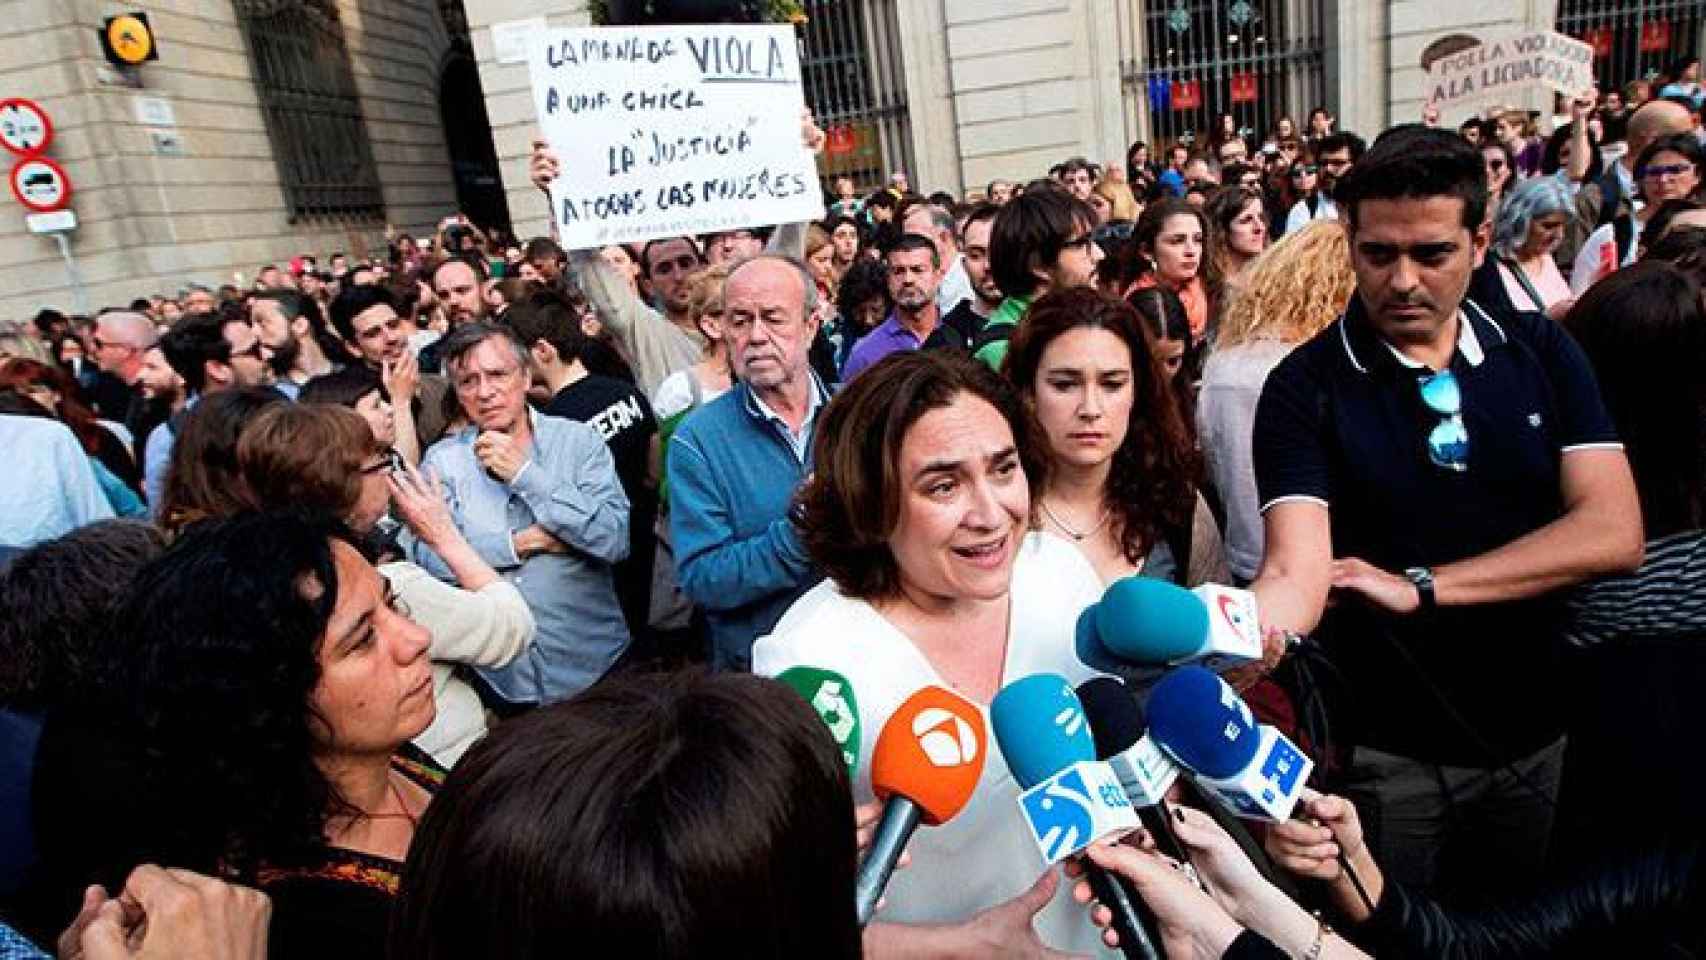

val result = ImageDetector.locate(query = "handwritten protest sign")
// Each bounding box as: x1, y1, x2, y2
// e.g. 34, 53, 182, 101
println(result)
1425, 29, 1594, 112
529, 25, 824, 248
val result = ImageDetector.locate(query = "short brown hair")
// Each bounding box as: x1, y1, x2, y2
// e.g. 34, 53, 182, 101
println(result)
795, 351, 1046, 601
161, 387, 289, 533
236, 403, 378, 517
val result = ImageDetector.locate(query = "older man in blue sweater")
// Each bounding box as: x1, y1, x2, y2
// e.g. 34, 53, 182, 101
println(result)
668, 254, 828, 670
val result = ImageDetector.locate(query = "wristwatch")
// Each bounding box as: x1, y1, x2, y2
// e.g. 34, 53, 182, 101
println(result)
1404, 566, 1436, 612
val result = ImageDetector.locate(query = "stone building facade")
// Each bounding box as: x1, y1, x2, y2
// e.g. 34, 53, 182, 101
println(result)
0, 0, 480, 319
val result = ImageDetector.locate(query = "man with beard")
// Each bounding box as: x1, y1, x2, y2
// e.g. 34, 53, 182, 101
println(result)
1285, 131, 1366, 235
147, 310, 273, 512
942, 203, 1003, 342
901, 201, 974, 315
839, 235, 945, 381
251, 289, 346, 399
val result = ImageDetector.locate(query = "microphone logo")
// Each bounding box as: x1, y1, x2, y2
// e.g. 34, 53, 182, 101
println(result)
1216, 593, 1247, 632
811, 680, 857, 744
1020, 767, 1097, 861
912, 707, 980, 768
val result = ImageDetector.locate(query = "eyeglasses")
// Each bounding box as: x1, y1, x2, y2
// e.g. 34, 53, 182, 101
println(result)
361, 448, 405, 475
1484, 159, 1507, 171
1641, 163, 1694, 180
1419, 368, 1468, 472
651, 254, 701, 277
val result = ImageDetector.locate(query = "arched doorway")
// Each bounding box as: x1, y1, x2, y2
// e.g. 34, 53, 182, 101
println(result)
439, 54, 511, 235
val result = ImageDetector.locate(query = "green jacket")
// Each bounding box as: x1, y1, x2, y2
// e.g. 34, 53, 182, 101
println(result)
971, 294, 1033, 370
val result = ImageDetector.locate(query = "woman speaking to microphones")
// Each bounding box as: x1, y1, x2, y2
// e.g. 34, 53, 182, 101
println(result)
755, 351, 1117, 957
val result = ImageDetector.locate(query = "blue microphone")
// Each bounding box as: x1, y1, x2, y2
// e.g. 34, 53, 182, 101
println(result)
1146, 666, 1311, 823
991, 674, 1159, 960
1086, 577, 1265, 673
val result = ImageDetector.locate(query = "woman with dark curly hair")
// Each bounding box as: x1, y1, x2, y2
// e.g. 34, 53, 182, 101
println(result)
28, 511, 438, 959
1004, 286, 1226, 589
755, 349, 1112, 955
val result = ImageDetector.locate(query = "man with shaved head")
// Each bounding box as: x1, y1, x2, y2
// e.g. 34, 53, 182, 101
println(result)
1561, 98, 1695, 266
667, 255, 827, 670
87, 310, 156, 424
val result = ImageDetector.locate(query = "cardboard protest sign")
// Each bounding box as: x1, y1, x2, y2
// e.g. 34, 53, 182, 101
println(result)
1423, 29, 1594, 112
529, 25, 825, 248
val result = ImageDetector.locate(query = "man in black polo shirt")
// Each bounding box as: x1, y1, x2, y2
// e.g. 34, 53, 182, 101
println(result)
1250, 125, 1644, 902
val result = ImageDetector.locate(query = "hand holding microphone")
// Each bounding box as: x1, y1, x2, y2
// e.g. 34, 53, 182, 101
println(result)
992, 675, 1160, 960
1266, 793, 1386, 924
853, 685, 986, 927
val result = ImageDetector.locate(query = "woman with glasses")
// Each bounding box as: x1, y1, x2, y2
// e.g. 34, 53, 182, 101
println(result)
1279, 161, 1320, 237
1572, 133, 1706, 295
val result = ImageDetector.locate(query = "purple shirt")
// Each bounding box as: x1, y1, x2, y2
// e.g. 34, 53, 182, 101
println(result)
841, 313, 923, 381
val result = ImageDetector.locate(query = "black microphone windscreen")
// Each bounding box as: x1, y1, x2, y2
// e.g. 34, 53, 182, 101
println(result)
1075, 676, 1146, 760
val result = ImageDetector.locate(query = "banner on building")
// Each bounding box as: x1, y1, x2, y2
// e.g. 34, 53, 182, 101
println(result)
1640, 20, 1673, 53
1422, 29, 1594, 112
1171, 80, 1202, 110
1229, 73, 1258, 104
1581, 26, 1613, 59
528, 25, 825, 248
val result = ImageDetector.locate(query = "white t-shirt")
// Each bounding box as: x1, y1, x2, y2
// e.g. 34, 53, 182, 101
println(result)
651, 367, 731, 422
753, 532, 1113, 956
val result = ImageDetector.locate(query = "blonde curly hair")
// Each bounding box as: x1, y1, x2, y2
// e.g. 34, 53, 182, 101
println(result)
1214, 220, 1355, 350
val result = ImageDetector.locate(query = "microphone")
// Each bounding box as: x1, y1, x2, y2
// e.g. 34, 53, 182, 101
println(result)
1146, 665, 1312, 823
1147, 666, 1375, 913
1074, 677, 1196, 873
991, 674, 1159, 960
854, 685, 987, 927
1086, 577, 1264, 672
776, 666, 862, 773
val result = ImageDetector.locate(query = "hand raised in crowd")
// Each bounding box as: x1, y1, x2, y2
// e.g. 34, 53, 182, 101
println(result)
800, 108, 826, 155
1070, 842, 1244, 959
1329, 557, 1420, 615
530, 138, 561, 195
474, 430, 530, 483
1422, 100, 1440, 127
1266, 793, 1385, 923
383, 349, 419, 406
388, 461, 456, 547
1570, 85, 1598, 123
59, 865, 270, 960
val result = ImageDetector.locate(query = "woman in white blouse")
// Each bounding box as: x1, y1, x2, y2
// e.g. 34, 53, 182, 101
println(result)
754, 350, 1114, 957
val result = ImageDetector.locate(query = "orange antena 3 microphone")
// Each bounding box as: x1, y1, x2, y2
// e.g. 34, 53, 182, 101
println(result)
853, 685, 986, 926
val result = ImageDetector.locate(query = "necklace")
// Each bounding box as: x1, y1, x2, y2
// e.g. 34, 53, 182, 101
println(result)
360, 772, 419, 828
1040, 498, 1110, 541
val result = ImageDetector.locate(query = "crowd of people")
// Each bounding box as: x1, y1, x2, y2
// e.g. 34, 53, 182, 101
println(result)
1, 63, 1704, 960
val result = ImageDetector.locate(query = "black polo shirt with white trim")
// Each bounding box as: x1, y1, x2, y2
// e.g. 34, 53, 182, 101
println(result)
1254, 295, 1620, 765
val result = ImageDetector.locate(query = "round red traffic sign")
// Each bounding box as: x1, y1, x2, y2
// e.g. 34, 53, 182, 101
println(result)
9, 156, 72, 213
0, 98, 53, 157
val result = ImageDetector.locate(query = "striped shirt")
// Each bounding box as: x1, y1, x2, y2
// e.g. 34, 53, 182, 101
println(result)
1566, 530, 1706, 646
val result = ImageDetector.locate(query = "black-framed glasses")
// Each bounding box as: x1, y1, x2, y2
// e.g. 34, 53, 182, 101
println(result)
1290, 165, 1317, 177
362, 448, 405, 475
1419, 369, 1468, 471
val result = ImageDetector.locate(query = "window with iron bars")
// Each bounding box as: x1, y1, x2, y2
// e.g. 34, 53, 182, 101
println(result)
1557, 0, 1706, 95
234, 0, 386, 221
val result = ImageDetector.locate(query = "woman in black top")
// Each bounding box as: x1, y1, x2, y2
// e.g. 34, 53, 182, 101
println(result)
29, 512, 443, 959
